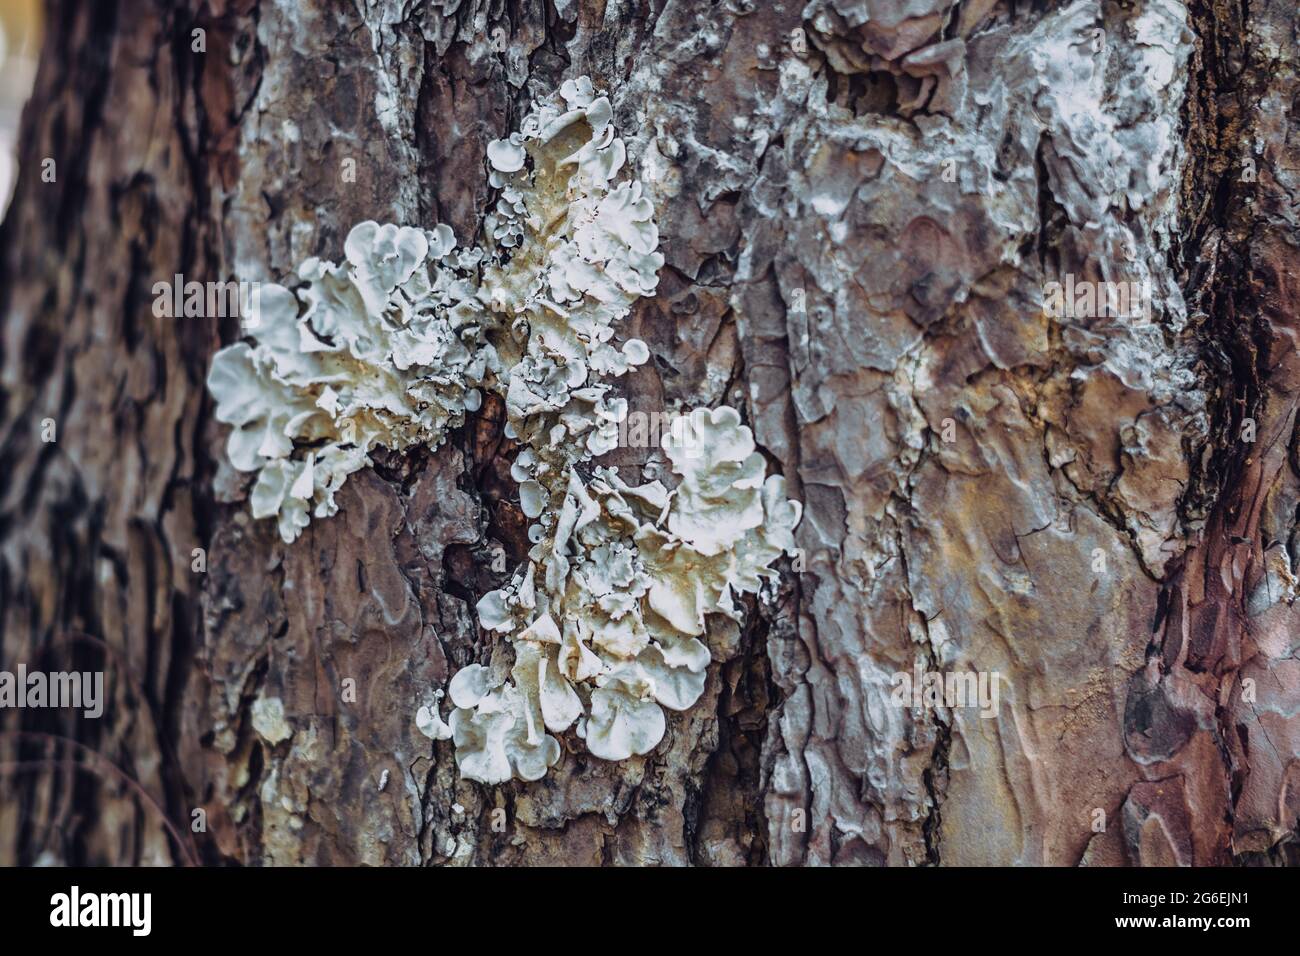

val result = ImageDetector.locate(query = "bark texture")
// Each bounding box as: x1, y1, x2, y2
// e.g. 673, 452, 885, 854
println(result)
2, 0, 1299, 866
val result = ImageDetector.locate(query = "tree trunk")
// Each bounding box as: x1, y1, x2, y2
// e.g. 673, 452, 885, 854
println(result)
2, 0, 1299, 867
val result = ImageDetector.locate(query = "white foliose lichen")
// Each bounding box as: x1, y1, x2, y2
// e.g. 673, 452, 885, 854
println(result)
207, 77, 802, 784
207, 222, 489, 543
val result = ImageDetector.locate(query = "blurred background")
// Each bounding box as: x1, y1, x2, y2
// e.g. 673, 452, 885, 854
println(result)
0, 0, 39, 214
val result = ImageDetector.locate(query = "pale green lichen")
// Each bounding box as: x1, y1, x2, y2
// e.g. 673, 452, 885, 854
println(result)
207, 77, 802, 784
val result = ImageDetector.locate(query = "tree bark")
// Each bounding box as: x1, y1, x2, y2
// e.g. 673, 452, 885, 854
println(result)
2, 0, 1299, 866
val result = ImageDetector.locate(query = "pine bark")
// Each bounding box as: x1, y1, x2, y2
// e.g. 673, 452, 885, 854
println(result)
1, 0, 1298, 866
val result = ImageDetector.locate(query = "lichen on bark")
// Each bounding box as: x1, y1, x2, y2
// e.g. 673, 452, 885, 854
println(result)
2, 0, 1300, 867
